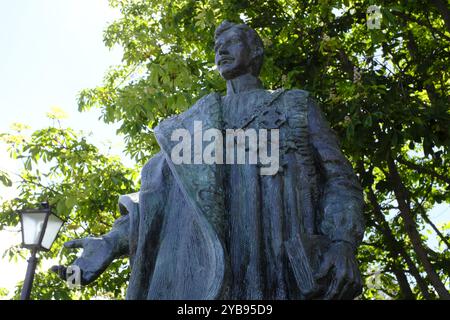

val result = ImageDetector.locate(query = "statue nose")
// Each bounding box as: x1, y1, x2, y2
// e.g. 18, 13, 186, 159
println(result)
218, 47, 229, 55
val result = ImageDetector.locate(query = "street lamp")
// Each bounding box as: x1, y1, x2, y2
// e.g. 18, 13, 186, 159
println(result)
18, 202, 64, 300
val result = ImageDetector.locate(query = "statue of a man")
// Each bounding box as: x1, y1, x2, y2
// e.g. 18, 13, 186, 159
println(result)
53, 21, 365, 300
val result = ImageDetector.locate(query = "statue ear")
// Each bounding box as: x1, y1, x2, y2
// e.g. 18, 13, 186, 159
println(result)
252, 47, 263, 59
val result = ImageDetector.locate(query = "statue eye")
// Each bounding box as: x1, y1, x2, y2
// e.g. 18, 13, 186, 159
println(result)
214, 43, 222, 52
214, 38, 240, 52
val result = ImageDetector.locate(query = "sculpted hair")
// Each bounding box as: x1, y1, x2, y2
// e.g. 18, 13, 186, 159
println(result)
214, 20, 264, 77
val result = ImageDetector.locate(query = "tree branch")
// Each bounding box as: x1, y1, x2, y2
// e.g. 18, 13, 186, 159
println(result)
430, 0, 450, 33
414, 200, 450, 250
367, 185, 430, 299
387, 155, 450, 299
397, 156, 450, 185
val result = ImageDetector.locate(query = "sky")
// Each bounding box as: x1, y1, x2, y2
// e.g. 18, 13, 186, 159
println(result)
0, 0, 126, 298
0, 0, 448, 300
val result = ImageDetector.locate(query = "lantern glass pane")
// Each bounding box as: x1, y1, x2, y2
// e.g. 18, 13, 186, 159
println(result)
41, 214, 64, 250
22, 212, 47, 246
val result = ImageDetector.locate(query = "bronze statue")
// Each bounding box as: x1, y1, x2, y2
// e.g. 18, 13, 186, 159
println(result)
53, 21, 365, 300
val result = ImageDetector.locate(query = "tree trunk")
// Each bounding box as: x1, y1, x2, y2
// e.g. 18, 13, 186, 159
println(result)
367, 187, 432, 299
390, 264, 416, 300
387, 156, 450, 299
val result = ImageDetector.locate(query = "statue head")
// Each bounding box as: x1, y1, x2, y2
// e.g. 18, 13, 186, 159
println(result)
214, 20, 264, 80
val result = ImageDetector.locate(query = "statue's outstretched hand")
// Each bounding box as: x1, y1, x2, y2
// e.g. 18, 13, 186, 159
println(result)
51, 237, 115, 285
314, 241, 362, 300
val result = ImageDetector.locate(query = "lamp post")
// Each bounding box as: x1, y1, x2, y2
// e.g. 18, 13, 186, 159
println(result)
18, 202, 64, 300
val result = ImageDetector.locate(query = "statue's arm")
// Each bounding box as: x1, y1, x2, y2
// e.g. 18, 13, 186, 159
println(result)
51, 214, 130, 285
51, 194, 134, 285
52, 153, 165, 286
307, 97, 365, 248
102, 213, 130, 258
307, 97, 365, 299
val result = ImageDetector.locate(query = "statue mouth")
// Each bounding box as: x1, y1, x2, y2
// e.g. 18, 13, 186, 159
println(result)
218, 57, 234, 66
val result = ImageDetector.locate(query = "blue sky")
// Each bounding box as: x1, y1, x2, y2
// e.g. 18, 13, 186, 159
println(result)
0, 0, 130, 185
0, 0, 123, 140
0, 0, 126, 297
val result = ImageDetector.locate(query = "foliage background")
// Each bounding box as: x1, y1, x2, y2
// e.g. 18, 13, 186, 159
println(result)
1, 0, 449, 299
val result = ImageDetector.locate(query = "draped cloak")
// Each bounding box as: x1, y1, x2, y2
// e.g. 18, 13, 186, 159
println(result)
114, 89, 365, 300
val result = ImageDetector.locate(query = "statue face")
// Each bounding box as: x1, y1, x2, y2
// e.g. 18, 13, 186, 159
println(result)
214, 28, 252, 80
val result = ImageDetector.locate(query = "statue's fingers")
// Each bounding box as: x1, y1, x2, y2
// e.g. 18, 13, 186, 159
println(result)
64, 239, 85, 249
324, 278, 337, 299
73, 257, 104, 285
332, 259, 353, 299
350, 266, 363, 297
80, 269, 97, 285
336, 259, 360, 299
50, 265, 67, 280
344, 259, 360, 290
325, 280, 344, 300
315, 256, 333, 280
337, 281, 352, 300
352, 266, 362, 288
325, 268, 346, 299
352, 281, 363, 297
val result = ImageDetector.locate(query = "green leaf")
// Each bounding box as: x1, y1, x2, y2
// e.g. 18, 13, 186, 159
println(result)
0, 171, 12, 187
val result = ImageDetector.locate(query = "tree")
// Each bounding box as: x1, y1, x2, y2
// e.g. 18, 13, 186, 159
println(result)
0, 112, 138, 299
1, 0, 449, 299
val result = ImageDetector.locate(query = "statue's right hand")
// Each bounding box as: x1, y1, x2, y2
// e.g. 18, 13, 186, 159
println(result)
51, 237, 114, 285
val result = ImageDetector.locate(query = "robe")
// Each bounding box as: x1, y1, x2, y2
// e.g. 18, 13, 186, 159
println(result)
114, 88, 365, 300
